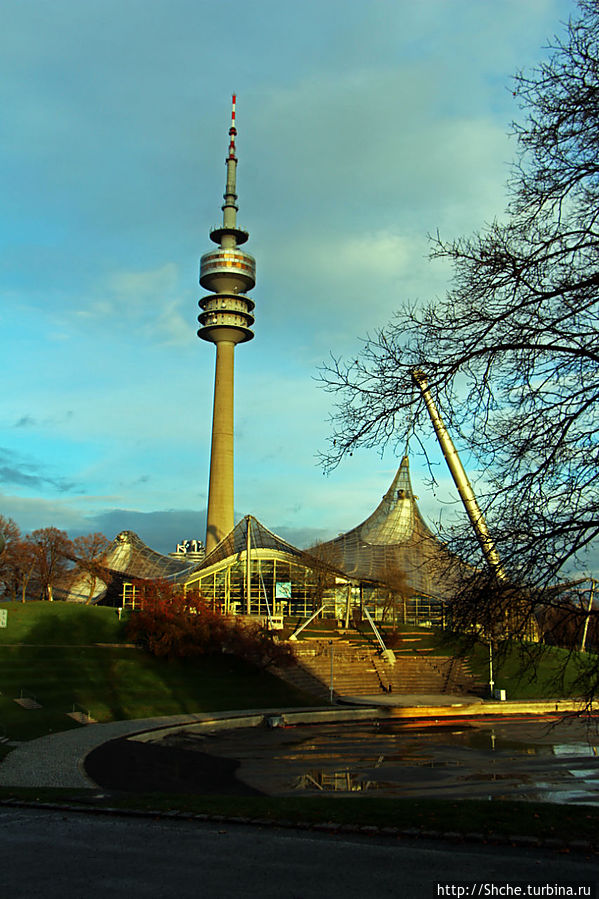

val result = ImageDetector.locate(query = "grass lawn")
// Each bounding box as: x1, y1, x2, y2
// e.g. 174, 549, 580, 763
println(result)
0, 601, 128, 645
0, 647, 322, 740
0, 605, 592, 744
445, 635, 594, 700
0, 603, 324, 741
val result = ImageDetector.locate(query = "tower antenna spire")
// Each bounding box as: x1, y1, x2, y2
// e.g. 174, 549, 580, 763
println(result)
228, 93, 237, 160
222, 92, 240, 233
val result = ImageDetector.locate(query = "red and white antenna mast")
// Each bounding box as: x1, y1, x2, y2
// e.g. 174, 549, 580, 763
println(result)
228, 93, 237, 160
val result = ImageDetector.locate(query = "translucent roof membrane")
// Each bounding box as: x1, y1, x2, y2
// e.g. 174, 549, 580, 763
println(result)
195, 515, 345, 577
311, 456, 464, 599
101, 531, 200, 582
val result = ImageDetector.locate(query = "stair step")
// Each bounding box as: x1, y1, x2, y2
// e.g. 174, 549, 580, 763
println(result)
282, 626, 482, 697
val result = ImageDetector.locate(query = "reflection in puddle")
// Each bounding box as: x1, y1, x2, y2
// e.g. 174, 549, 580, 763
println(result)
284, 722, 599, 801
190, 717, 599, 804
294, 770, 378, 792
553, 743, 599, 756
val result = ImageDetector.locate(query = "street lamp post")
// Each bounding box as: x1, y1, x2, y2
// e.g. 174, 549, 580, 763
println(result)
329, 640, 334, 705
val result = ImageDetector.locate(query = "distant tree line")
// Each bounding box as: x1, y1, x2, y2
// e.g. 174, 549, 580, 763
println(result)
0, 515, 109, 604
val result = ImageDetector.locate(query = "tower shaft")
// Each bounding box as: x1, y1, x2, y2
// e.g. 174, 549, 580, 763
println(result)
205, 340, 236, 549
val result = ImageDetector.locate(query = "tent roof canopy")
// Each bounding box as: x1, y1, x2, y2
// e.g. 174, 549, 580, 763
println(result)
311, 456, 462, 596
194, 515, 349, 579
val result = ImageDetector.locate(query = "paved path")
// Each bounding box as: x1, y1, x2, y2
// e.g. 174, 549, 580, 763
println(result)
0, 714, 212, 789
0, 706, 376, 789
0, 695, 587, 790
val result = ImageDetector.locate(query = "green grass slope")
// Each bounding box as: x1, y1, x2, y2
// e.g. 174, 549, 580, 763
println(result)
0, 601, 127, 645
465, 639, 595, 700
0, 602, 323, 741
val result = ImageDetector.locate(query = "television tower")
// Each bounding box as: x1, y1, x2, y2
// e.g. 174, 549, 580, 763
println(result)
198, 96, 256, 553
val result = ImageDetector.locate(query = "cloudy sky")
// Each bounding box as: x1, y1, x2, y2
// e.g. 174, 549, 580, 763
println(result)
1, 0, 575, 554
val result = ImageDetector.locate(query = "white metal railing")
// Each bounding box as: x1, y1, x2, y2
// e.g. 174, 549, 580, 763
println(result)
363, 606, 387, 651
363, 607, 396, 665
288, 605, 325, 641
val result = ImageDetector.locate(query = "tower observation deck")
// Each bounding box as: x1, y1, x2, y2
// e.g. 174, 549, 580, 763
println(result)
199, 96, 256, 553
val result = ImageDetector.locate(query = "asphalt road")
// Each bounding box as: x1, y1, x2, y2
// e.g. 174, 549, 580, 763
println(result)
0, 807, 596, 899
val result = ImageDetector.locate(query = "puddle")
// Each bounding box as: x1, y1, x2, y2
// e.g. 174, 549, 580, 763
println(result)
211, 718, 599, 802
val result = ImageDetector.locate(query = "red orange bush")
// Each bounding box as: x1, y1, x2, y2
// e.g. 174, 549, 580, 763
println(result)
126, 579, 294, 670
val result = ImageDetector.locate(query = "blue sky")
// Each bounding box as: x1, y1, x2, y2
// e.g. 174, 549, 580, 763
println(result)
0, 0, 576, 554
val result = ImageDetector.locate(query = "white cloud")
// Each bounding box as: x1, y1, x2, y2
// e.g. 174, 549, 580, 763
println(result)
0, 493, 89, 534
146, 299, 195, 346
108, 263, 179, 305
71, 263, 194, 345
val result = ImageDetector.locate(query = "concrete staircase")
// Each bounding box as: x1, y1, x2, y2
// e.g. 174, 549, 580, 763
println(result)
292, 641, 385, 697
276, 625, 484, 700
386, 655, 482, 695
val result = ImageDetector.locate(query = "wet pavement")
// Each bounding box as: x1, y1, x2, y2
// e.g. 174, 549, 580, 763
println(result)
161, 716, 599, 804
2, 805, 597, 899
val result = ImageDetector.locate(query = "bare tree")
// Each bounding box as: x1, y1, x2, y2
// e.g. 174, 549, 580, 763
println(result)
0, 516, 23, 601
378, 563, 409, 628
72, 533, 110, 604
0, 518, 42, 605
29, 527, 74, 602
303, 542, 342, 616
320, 2, 599, 599
13, 539, 38, 603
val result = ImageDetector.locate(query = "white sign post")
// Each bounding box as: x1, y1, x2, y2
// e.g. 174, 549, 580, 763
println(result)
0, 609, 7, 628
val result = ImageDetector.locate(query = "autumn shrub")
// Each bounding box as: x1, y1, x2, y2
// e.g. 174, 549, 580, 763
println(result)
126, 579, 295, 669
220, 617, 295, 670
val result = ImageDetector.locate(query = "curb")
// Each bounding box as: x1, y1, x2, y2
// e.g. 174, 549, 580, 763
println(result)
0, 798, 596, 855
